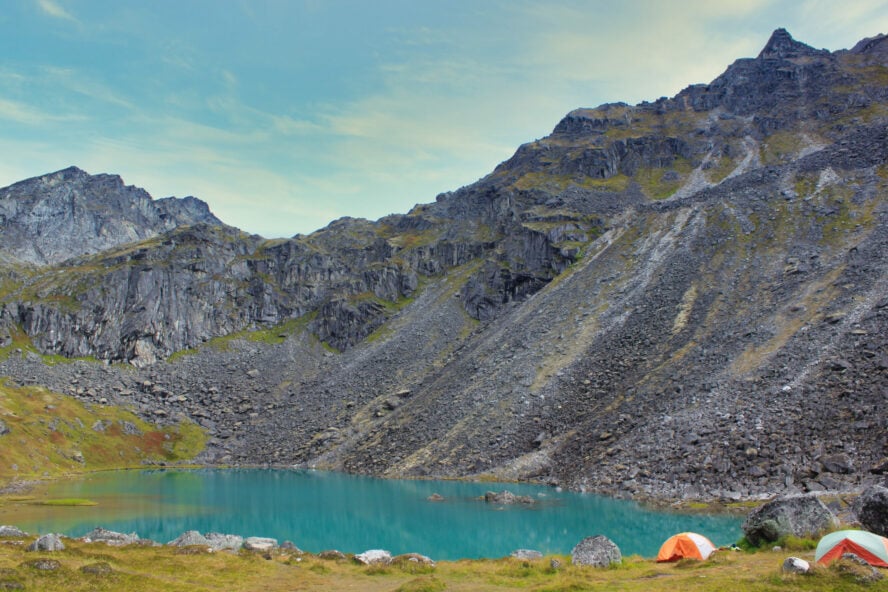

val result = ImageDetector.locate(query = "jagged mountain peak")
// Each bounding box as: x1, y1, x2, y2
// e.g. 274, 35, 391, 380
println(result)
757, 27, 828, 60
0, 166, 222, 266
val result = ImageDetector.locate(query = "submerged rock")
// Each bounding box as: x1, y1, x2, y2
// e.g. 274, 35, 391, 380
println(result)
483, 490, 536, 505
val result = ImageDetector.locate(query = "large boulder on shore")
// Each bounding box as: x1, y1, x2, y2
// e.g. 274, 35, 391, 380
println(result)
82, 526, 139, 546
168, 530, 210, 547
853, 484, 888, 537
26, 533, 65, 552
0, 525, 26, 538
742, 494, 837, 546
571, 535, 621, 567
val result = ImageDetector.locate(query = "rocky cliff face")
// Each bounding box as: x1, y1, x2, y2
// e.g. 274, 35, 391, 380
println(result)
0, 29, 886, 501
0, 166, 220, 265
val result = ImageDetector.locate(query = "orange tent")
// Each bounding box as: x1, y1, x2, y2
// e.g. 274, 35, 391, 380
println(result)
656, 532, 717, 562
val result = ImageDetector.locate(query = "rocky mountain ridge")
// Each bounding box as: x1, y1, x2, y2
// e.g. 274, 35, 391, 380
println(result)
0, 29, 886, 501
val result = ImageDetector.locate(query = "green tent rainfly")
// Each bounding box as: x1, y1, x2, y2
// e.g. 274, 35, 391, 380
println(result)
815, 530, 888, 567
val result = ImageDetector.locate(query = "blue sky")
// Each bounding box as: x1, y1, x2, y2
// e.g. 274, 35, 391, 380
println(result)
1, 0, 886, 237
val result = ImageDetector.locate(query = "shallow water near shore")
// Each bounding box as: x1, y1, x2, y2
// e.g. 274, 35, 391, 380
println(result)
3, 469, 741, 559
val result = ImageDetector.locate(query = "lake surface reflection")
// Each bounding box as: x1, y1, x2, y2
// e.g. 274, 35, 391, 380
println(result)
6, 469, 742, 559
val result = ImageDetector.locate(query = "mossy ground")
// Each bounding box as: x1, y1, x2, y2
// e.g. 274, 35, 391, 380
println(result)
0, 381, 205, 487
0, 540, 882, 592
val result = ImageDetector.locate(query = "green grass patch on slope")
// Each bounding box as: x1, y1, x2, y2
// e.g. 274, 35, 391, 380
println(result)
0, 381, 205, 485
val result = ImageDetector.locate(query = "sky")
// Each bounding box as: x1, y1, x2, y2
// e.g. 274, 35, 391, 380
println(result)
1, 1, 886, 238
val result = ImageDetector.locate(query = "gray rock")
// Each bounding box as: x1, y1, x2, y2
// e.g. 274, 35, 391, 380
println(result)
483, 490, 536, 505
26, 533, 65, 552
280, 541, 303, 553
392, 553, 435, 566
318, 550, 347, 560
510, 549, 543, 560
80, 562, 113, 575
833, 553, 884, 583
21, 558, 61, 571
167, 530, 210, 547
0, 526, 26, 538
852, 484, 888, 537
82, 527, 139, 546
204, 532, 244, 552
570, 535, 621, 567
820, 454, 854, 474
742, 494, 838, 546
782, 556, 811, 574
0, 419, 8, 436
354, 549, 392, 565
243, 536, 277, 552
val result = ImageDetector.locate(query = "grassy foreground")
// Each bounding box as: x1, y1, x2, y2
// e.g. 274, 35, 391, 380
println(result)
0, 538, 885, 592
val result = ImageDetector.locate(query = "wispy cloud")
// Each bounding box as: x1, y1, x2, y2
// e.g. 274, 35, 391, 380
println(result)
36, 0, 77, 23
0, 98, 84, 125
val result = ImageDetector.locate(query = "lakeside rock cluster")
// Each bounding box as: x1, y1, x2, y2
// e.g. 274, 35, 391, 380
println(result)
0, 30, 886, 504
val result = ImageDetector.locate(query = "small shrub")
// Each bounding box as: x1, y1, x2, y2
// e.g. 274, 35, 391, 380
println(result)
776, 534, 818, 551
394, 575, 446, 592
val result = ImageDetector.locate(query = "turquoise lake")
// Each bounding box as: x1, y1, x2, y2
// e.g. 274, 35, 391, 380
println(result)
7, 469, 742, 560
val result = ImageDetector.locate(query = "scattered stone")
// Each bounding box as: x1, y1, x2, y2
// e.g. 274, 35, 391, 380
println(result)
483, 490, 536, 505
26, 533, 64, 552
0, 419, 8, 436
80, 562, 113, 575
119, 420, 142, 436
21, 558, 61, 571
392, 553, 435, 567
81, 527, 139, 546
820, 453, 854, 474
0, 526, 26, 538
571, 535, 621, 567
318, 550, 347, 560
0, 581, 23, 590
831, 553, 884, 583
243, 537, 278, 552
741, 494, 837, 546
782, 556, 811, 574
355, 549, 392, 565
427, 493, 444, 502
550, 558, 562, 570
167, 530, 210, 548
280, 541, 303, 553
852, 484, 888, 537
510, 549, 543, 560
